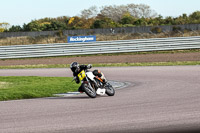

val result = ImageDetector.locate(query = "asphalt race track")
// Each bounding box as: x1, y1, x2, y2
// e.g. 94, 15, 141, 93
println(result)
0, 66, 200, 133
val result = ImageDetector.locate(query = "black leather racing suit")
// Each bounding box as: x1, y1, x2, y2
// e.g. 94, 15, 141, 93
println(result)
72, 65, 90, 84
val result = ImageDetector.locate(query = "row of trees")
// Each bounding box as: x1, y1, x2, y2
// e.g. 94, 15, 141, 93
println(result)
1, 3, 200, 32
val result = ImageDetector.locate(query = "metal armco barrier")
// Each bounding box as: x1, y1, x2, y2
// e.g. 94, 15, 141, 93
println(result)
0, 36, 200, 59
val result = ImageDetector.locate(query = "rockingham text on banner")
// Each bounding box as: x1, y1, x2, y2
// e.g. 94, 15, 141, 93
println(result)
68, 35, 96, 43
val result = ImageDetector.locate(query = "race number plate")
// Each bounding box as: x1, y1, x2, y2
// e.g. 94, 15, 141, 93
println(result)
78, 70, 86, 81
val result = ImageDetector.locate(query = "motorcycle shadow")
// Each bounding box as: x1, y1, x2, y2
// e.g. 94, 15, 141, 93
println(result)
47, 96, 90, 100
47, 94, 108, 100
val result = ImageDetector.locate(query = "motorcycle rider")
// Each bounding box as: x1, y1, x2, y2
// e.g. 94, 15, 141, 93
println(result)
70, 62, 107, 92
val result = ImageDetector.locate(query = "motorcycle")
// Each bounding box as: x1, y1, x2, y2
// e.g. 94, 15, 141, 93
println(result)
76, 69, 115, 98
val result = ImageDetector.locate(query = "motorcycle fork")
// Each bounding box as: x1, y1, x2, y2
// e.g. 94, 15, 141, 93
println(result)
85, 77, 96, 91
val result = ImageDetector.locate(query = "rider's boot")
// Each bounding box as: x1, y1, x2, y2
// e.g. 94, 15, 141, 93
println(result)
78, 86, 84, 93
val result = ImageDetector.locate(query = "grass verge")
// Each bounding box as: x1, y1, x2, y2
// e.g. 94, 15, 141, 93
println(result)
0, 76, 79, 101
0, 61, 200, 69
93, 61, 200, 67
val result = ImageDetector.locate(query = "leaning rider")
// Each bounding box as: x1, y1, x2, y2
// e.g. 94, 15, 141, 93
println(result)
70, 62, 107, 92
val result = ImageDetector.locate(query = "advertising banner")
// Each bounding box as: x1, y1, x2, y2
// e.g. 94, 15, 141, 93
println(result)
67, 35, 96, 43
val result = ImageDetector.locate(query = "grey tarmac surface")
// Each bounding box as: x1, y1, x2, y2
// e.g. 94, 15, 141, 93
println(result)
0, 66, 200, 133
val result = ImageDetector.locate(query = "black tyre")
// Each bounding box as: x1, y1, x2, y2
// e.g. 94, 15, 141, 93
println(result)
83, 83, 97, 98
105, 83, 115, 96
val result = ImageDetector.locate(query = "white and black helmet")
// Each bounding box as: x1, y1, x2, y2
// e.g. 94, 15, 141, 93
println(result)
70, 62, 79, 72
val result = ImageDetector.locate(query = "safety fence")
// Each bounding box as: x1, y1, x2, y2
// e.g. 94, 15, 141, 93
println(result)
0, 24, 200, 38
0, 36, 200, 59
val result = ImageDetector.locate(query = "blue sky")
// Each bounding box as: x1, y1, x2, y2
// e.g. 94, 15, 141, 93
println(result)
1, 0, 200, 26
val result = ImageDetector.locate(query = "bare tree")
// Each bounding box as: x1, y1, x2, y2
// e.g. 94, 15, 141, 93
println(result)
100, 5, 128, 22
100, 4, 158, 22
127, 4, 157, 18
80, 6, 99, 19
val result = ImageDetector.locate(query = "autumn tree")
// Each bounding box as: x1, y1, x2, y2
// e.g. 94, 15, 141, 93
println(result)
23, 21, 41, 31
120, 13, 135, 25
0, 22, 10, 32
163, 16, 175, 25
174, 14, 189, 25
8, 25, 23, 32
189, 11, 200, 23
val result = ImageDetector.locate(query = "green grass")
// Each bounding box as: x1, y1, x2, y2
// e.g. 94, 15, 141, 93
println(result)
0, 64, 70, 69
0, 61, 200, 69
0, 76, 79, 101
93, 61, 200, 67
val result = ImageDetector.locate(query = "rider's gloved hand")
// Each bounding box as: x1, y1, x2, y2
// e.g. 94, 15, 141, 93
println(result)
87, 64, 92, 69
73, 76, 79, 84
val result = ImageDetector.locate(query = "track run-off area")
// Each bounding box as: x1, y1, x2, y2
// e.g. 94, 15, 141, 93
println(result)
0, 66, 200, 133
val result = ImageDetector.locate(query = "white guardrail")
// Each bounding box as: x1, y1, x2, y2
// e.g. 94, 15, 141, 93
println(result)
0, 36, 200, 59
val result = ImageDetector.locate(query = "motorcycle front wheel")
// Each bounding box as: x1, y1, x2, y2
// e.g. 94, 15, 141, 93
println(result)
105, 83, 115, 96
83, 83, 97, 98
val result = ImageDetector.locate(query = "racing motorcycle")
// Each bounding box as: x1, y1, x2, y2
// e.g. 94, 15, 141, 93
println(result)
77, 69, 115, 98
